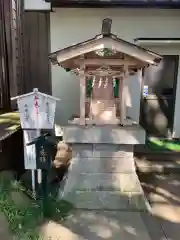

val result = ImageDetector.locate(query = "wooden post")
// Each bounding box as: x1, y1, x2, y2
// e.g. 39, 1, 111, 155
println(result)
117, 76, 121, 119
137, 68, 143, 125
120, 68, 128, 125
79, 62, 86, 125
120, 78, 125, 125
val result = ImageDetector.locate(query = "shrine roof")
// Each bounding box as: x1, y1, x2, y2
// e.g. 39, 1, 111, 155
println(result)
49, 19, 162, 67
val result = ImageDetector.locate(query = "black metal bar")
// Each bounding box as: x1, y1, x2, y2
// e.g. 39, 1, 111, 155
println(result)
46, 0, 180, 9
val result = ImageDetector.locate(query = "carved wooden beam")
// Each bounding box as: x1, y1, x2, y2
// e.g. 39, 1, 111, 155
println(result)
74, 58, 143, 67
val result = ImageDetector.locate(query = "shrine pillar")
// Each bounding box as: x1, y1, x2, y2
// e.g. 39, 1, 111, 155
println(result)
79, 69, 86, 125
136, 68, 143, 125
120, 70, 128, 125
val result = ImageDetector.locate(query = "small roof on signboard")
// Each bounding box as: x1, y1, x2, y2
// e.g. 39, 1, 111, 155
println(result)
11, 88, 60, 101
49, 18, 162, 66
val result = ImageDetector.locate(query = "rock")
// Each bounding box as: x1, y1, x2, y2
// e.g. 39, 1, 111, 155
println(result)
53, 141, 72, 168
0, 171, 15, 181
20, 170, 32, 190
10, 190, 31, 208
0, 213, 14, 239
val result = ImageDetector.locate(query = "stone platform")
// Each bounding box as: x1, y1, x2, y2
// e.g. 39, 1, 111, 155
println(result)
62, 125, 146, 144
59, 125, 148, 211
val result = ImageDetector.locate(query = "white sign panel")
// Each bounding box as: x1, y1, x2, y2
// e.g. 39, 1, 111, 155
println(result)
23, 130, 40, 169
143, 85, 148, 97
38, 95, 56, 129
17, 94, 36, 129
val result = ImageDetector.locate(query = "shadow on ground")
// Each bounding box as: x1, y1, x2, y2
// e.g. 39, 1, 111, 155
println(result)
139, 172, 180, 240
38, 173, 180, 240
37, 127, 180, 240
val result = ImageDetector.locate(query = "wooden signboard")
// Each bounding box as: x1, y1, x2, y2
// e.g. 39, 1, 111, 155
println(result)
12, 88, 60, 130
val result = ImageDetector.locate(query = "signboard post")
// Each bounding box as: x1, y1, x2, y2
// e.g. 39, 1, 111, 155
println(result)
27, 133, 56, 216
12, 88, 60, 198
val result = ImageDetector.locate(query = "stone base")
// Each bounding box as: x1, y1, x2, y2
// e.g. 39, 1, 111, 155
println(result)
59, 141, 148, 211
62, 125, 145, 144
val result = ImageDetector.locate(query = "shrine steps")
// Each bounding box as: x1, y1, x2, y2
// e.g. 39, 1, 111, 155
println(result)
63, 190, 148, 211
59, 142, 149, 211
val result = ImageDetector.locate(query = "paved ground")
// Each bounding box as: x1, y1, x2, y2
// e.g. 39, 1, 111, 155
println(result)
1, 169, 180, 239
40, 210, 152, 240
40, 172, 180, 240
139, 173, 180, 240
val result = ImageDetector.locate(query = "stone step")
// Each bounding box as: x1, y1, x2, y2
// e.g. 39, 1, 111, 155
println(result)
72, 144, 134, 158
70, 157, 135, 173
62, 190, 147, 210
63, 172, 143, 192
63, 125, 145, 144
135, 158, 180, 174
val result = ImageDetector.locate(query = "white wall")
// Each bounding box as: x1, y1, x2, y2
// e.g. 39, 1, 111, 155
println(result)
50, 8, 180, 133
24, 0, 51, 10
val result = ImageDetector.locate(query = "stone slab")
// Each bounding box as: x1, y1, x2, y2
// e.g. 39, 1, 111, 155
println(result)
70, 157, 135, 173
72, 143, 134, 159
40, 210, 152, 240
61, 190, 147, 210
93, 144, 134, 158
135, 157, 180, 174
140, 212, 167, 240
63, 125, 146, 144
64, 172, 142, 192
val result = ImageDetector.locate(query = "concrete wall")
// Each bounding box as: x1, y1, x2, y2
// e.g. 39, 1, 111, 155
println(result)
50, 8, 180, 136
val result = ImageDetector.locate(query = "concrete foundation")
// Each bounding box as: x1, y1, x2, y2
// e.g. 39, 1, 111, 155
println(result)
60, 125, 147, 211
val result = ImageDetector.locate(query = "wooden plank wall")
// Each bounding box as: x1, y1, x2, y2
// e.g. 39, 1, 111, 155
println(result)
11, 0, 25, 100
0, 0, 12, 110
23, 12, 52, 94
0, 0, 25, 109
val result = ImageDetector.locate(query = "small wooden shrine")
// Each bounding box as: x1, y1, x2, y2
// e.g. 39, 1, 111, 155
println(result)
50, 18, 162, 126
49, 19, 162, 209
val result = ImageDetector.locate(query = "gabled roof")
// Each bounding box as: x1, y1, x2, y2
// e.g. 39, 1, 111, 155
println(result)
49, 19, 162, 66
11, 88, 60, 101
